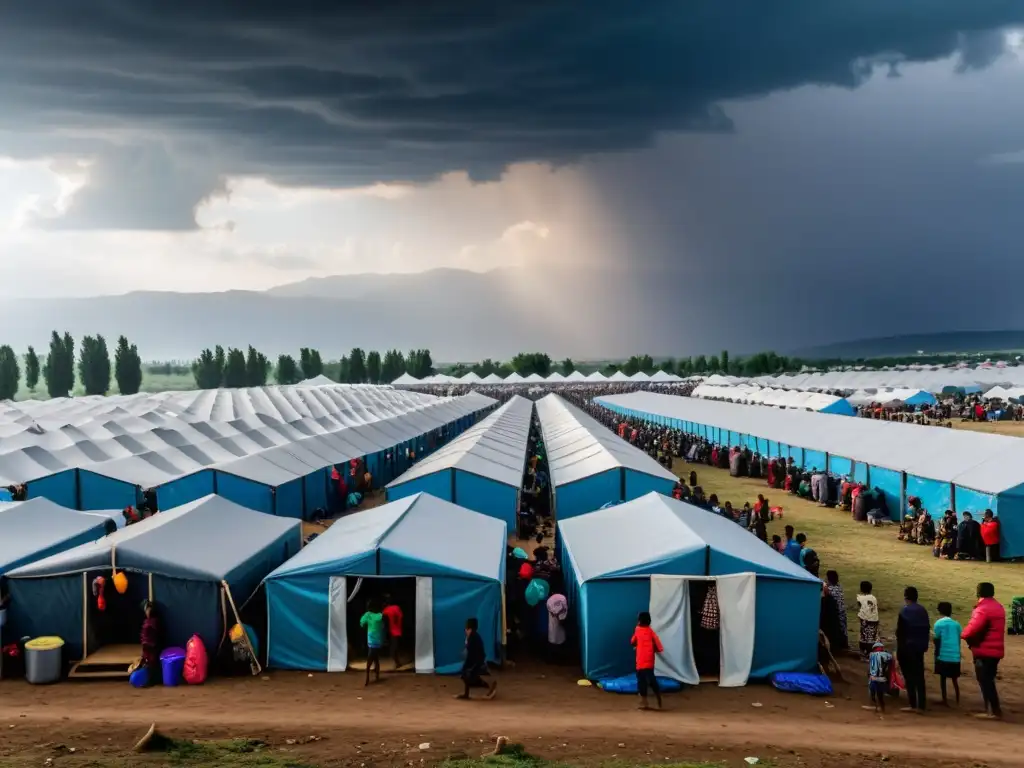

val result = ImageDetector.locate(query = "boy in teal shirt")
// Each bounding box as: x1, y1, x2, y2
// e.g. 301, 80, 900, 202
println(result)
932, 601, 962, 706
360, 599, 385, 687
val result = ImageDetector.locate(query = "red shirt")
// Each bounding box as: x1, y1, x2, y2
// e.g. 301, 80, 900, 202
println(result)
981, 519, 1000, 547
518, 562, 534, 581
630, 625, 663, 670
382, 605, 403, 637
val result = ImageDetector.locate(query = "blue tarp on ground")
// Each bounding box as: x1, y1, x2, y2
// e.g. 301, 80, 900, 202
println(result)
264, 493, 505, 673
5, 495, 301, 660
558, 492, 820, 682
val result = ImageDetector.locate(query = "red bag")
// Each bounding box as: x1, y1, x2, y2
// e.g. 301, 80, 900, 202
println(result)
183, 634, 208, 685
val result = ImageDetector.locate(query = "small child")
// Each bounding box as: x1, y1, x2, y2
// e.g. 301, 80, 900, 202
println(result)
359, 599, 385, 687
630, 611, 664, 711
864, 640, 893, 715
932, 601, 962, 706
856, 581, 880, 660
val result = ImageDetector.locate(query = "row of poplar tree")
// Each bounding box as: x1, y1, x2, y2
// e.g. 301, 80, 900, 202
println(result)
0, 332, 143, 400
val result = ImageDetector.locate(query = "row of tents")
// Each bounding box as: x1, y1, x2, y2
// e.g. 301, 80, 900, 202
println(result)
1, 489, 818, 684
393, 370, 686, 386
1, 385, 498, 520
597, 391, 1024, 557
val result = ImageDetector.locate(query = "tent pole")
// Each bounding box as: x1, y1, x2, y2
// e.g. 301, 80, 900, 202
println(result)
221, 580, 262, 675
81, 572, 88, 661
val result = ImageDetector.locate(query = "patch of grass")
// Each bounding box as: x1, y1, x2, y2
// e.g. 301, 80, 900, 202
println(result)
141, 736, 313, 768
678, 459, 1024, 642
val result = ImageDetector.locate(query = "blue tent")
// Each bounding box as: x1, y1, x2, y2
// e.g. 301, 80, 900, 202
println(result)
264, 492, 506, 674
5, 495, 301, 661
0, 498, 119, 582
386, 396, 533, 527
558, 492, 820, 684
535, 394, 677, 520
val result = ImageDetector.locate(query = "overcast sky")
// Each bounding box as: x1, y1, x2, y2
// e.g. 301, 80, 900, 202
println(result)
2, 2, 1023, 346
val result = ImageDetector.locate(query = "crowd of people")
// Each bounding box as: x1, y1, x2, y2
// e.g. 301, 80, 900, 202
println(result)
898, 504, 1002, 562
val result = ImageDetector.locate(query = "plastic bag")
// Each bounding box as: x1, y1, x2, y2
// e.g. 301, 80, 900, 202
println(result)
182, 634, 208, 685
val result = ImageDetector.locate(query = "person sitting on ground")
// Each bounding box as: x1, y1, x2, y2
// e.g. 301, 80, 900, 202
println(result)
631, 611, 664, 711
897, 514, 915, 542
956, 512, 984, 560
915, 512, 936, 546
932, 601, 962, 707
980, 510, 1000, 563
457, 617, 497, 700
934, 511, 958, 559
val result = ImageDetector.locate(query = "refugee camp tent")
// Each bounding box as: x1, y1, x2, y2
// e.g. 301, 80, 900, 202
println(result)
523, 373, 545, 383
558, 492, 820, 683
4, 495, 302, 662
480, 373, 503, 384
546, 372, 566, 383
585, 371, 607, 383
597, 391, 1024, 557
460, 372, 482, 383
385, 396, 532, 526
264, 493, 505, 673
0, 499, 118, 582
564, 371, 588, 383
608, 371, 631, 382
503, 372, 525, 384
630, 371, 652, 382
649, 370, 682, 383
845, 388, 937, 407
391, 373, 420, 386
535, 395, 677, 519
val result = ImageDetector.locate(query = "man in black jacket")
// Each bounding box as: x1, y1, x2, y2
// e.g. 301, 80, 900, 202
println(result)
896, 586, 930, 712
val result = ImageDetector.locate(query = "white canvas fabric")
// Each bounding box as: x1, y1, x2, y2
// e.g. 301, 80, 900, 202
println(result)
414, 576, 434, 673
649, 575, 698, 684
327, 576, 348, 672
715, 573, 756, 687
649, 573, 756, 687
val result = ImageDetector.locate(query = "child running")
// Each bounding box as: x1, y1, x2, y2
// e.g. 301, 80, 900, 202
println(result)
863, 640, 893, 715
457, 617, 497, 700
359, 599, 385, 686
932, 601, 962, 706
631, 611, 664, 711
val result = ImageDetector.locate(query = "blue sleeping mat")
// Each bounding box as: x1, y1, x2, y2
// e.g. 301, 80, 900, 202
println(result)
597, 674, 683, 694
771, 672, 833, 696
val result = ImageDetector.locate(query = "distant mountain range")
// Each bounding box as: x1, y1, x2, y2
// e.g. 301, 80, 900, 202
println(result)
0, 267, 685, 362
2, 266, 1021, 363
792, 331, 1024, 361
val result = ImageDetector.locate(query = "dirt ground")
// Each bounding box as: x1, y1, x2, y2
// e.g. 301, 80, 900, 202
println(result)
0, 658, 1020, 768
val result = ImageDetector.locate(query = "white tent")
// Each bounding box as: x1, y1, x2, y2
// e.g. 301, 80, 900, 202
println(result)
585, 371, 607, 382
523, 373, 545, 383
546, 372, 566, 382
564, 371, 587, 382
391, 373, 420, 386
460, 371, 482, 383
503, 372, 525, 384
649, 370, 682, 383
631, 371, 651, 382
480, 373, 503, 384
608, 370, 631, 382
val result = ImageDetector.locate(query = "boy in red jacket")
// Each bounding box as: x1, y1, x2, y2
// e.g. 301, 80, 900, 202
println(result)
962, 582, 1006, 720
631, 611, 664, 710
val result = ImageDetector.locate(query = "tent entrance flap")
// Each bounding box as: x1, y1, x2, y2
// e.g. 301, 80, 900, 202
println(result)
648, 573, 755, 687
415, 577, 434, 674
345, 576, 417, 672
327, 576, 347, 672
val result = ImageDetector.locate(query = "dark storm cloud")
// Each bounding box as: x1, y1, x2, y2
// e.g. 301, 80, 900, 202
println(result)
1, 0, 1022, 229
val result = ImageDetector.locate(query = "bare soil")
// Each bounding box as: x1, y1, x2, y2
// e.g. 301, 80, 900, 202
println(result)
0, 660, 1020, 767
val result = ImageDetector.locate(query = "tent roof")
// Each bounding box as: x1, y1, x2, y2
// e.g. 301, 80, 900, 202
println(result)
608, 371, 631, 382
535, 395, 677, 487
585, 371, 607, 382
0, 385, 495, 490
390, 373, 420, 385
597, 391, 1024, 495
296, 375, 337, 387
480, 373, 503, 383
546, 372, 566, 382
559, 492, 818, 584
7, 494, 300, 583
564, 371, 587, 382
387, 396, 532, 489
265, 493, 505, 582
0, 498, 117, 576
503, 372, 525, 383
649, 370, 681, 382
460, 371, 482, 382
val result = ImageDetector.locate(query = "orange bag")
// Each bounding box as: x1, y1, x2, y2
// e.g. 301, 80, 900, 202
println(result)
182, 634, 208, 685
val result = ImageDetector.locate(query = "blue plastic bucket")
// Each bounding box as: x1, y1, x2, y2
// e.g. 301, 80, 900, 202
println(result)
159, 647, 186, 686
